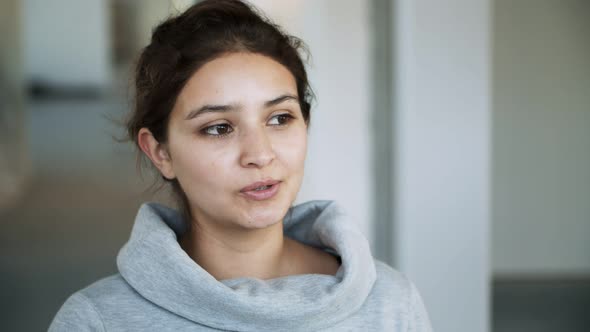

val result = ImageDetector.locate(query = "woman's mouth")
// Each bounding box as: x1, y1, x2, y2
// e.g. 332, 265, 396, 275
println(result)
239, 180, 281, 201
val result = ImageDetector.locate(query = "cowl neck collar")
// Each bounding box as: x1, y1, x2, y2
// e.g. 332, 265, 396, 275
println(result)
117, 200, 376, 331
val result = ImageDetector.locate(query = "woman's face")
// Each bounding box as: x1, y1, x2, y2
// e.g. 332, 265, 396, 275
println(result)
162, 52, 307, 231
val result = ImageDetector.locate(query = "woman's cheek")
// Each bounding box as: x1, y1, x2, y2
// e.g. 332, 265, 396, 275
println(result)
282, 129, 307, 165
173, 145, 214, 184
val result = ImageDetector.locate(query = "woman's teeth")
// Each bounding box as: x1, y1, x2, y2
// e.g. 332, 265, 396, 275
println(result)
254, 185, 271, 191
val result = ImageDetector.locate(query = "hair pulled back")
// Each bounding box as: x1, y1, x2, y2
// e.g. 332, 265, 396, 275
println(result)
126, 0, 313, 220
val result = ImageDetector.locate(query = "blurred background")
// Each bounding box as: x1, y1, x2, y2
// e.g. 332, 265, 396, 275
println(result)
0, 0, 588, 331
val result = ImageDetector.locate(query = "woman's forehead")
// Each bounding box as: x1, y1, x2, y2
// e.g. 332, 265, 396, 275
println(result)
175, 52, 298, 114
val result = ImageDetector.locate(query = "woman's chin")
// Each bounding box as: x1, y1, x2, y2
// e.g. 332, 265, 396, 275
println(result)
238, 204, 290, 230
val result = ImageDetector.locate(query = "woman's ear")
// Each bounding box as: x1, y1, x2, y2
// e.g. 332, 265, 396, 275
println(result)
137, 128, 176, 180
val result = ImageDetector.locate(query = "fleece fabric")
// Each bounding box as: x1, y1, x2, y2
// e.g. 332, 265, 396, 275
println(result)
49, 200, 432, 331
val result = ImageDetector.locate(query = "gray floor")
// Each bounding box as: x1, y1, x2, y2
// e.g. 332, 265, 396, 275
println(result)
0, 176, 140, 331
493, 279, 590, 332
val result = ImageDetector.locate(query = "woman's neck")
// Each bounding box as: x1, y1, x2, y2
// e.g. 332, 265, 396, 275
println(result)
179, 216, 341, 280
179, 218, 292, 280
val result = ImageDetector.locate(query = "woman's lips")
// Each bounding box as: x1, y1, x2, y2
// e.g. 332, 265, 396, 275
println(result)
239, 182, 281, 201
240, 179, 280, 192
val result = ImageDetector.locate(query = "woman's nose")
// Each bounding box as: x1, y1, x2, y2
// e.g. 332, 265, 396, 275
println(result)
238, 127, 276, 168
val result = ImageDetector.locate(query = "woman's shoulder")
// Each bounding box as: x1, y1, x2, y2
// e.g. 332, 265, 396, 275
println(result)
370, 260, 415, 300
373, 260, 411, 286
67, 273, 134, 303
48, 274, 137, 332
365, 260, 433, 331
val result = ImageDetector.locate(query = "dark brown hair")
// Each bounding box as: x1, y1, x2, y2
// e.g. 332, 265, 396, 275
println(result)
126, 0, 313, 221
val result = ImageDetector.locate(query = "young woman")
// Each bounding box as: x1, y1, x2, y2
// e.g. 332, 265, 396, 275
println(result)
49, 1, 432, 331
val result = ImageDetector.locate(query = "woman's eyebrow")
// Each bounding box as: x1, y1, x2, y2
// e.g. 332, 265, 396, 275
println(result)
185, 94, 299, 120
185, 103, 239, 120
264, 94, 299, 108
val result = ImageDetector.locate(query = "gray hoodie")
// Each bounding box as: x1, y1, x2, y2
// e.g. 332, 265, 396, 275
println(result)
49, 200, 432, 331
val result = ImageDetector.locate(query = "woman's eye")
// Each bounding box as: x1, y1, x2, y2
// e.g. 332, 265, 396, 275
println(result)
268, 113, 294, 126
202, 124, 233, 137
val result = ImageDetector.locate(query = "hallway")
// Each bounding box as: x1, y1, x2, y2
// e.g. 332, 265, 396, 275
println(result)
0, 97, 160, 331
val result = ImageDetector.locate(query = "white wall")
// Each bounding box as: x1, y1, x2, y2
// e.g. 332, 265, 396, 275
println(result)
252, 0, 374, 241
393, 0, 491, 331
257, 3, 493, 331
23, 0, 111, 86
493, 0, 590, 276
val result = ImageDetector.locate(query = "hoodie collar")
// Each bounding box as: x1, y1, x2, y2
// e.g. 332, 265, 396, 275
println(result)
117, 200, 376, 331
